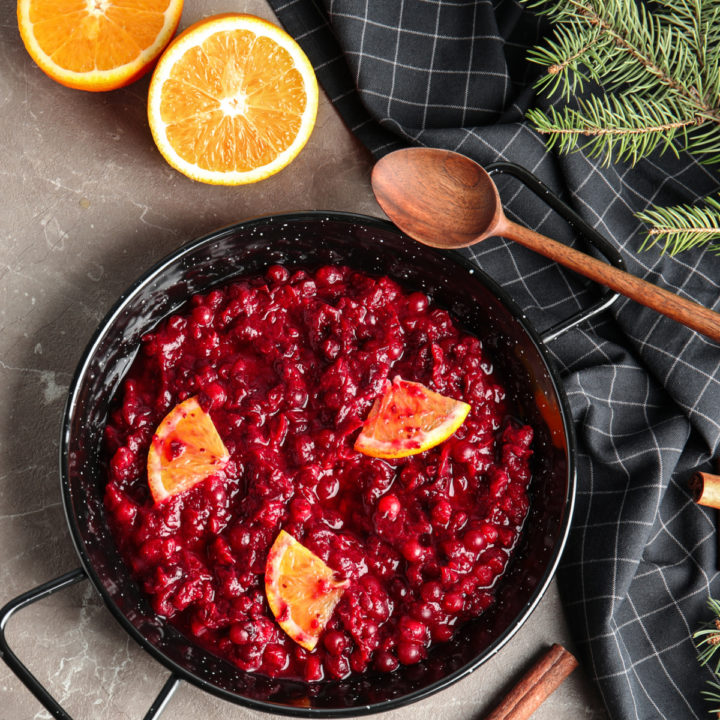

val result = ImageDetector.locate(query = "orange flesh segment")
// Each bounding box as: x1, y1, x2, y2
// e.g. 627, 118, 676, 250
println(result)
161, 33, 304, 172
265, 530, 347, 651
147, 14, 318, 185
354, 377, 471, 459
18, 0, 182, 90
147, 396, 230, 504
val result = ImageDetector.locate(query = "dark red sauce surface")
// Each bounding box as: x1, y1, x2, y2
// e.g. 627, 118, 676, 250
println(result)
103, 265, 533, 682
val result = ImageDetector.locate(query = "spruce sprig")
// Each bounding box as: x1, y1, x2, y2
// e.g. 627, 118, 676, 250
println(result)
525, 0, 720, 164
693, 598, 720, 715
524, 0, 720, 255
526, 93, 698, 166
637, 195, 720, 254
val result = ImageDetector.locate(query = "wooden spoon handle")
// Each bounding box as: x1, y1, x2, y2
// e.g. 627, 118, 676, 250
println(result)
500, 218, 720, 343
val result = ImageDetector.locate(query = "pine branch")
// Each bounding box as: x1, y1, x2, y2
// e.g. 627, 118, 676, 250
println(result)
687, 123, 720, 164
701, 682, 720, 718
527, 93, 700, 165
525, 0, 720, 165
637, 195, 720, 255
694, 598, 720, 716
526, 24, 604, 99
525, 0, 720, 256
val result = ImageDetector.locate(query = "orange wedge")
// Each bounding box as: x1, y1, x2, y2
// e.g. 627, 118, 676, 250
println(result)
265, 530, 347, 651
147, 396, 230, 504
354, 376, 471, 459
147, 13, 319, 185
17, 0, 183, 91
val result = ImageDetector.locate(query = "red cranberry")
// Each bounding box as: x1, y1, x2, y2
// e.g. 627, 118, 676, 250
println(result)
316, 266, 344, 286
489, 469, 509, 496
287, 388, 308, 409
463, 530, 487, 552
451, 511, 468, 531
377, 493, 401, 520
324, 653, 351, 679
389, 578, 410, 601
399, 616, 428, 643
110, 447, 135, 477
486, 550, 507, 575
266, 265, 290, 283
322, 338, 341, 360
407, 292, 429, 314
304, 655, 324, 682
115, 500, 137, 525
421, 581, 443, 603
474, 565, 493, 586
317, 476, 339, 502
229, 622, 251, 645
452, 440, 475, 464
411, 602, 435, 623
442, 593, 464, 614
375, 651, 399, 673
350, 649, 370, 674
140, 539, 164, 563
397, 641, 423, 665
399, 466, 423, 490
289, 497, 313, 523
431, 623, 454, 642
203, 381, 227, 407
191, 305, 213, 327
386, 341, 403, 361
323, 630, 350, 656
401, 540, 424, 563
263, 644, 289, 672
431, 499, 453, 527
497, 526, 516, 547
440, 566, 459, 588
293, 435, 315, 465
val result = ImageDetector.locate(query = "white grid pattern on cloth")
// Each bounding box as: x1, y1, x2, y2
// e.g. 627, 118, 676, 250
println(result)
268, 1, 720, 718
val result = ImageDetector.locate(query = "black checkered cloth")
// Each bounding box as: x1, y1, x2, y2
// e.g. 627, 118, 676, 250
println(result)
267, 1, 720, 717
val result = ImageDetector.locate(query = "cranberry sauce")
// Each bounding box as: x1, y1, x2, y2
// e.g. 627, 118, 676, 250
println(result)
103, 265, 533, 682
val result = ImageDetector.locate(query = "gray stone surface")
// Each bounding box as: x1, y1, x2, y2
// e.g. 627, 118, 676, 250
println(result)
0, 1, 608, 717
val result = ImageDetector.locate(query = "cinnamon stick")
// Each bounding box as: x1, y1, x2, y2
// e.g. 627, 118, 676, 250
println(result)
483, 644, 578, 720
690, 472, 720, 510
689, 471, 720, 571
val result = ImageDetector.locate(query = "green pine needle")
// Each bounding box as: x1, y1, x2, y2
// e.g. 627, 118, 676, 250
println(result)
637, 195, 720, 255
525, 0, 720, 165
701, 681, 720, 717
694, 598, 720, 715
525, 0, 720, 254
526, 25, 603, 99
527, 93, 697, 166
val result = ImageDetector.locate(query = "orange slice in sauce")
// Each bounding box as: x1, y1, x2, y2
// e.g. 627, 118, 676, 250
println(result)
147, 396, 230, 504
265, 530, 347, 651
354, 376, 470, 459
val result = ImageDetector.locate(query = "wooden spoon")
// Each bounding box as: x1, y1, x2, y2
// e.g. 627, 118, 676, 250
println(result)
371, 147, 720, 343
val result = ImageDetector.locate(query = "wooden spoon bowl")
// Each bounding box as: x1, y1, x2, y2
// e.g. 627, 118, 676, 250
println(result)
371, 147, 720, 343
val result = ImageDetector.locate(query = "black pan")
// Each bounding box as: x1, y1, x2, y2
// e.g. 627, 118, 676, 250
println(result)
1, 172, 622, 719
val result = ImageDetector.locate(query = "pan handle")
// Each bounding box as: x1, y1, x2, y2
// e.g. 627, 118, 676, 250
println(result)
0, 568, 181, 720
539, 292, 620, 344
486, 162, 623, 344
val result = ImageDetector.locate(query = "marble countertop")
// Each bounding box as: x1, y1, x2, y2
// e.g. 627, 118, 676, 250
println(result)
0, 1, 608, 718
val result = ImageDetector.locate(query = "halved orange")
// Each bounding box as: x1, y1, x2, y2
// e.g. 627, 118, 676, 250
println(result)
17, 0, 183, 91
147, 396, 230, 504
354, 376, 471, 459
147, 13, 319, 185
265, 530, 347, 651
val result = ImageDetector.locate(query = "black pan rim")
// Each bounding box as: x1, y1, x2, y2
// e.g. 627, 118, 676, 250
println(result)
59, 210, 577, 717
